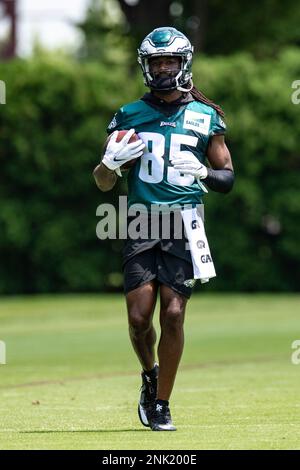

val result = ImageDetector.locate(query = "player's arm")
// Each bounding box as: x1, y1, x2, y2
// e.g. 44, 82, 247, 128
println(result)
204, 135, 234, 193
93, 162, 117, 192
171, 134, 234, 194
93, 129, 145, 192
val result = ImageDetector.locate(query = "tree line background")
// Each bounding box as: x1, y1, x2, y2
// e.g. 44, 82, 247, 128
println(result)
0, 0, 299, 294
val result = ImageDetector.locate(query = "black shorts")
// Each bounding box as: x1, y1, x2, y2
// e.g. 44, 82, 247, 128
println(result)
122, 213, 195, 298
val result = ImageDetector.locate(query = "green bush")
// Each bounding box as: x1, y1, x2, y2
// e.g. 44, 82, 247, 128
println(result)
0, 50, 299, 293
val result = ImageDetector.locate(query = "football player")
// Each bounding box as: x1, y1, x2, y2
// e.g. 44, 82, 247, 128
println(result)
93, 27, 234, 431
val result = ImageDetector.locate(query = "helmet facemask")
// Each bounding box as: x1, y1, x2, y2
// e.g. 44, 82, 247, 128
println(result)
138, 28, 194, 93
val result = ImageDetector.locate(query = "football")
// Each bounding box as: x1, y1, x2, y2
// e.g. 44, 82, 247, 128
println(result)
105, 130, 140, 171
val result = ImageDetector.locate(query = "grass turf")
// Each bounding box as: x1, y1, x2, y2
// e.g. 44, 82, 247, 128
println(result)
0, 293, 299, 450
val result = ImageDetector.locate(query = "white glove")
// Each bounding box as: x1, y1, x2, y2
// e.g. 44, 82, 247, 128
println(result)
170, 151, 208, 179
102, 128, 145, 172
170, 151, 208, 193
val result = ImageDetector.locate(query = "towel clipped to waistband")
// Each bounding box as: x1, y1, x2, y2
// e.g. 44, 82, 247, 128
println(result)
181, 206, 216, 284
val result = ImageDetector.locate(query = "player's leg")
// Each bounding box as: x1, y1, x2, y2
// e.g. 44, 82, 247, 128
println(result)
126, 280, 159, 427
157, 284, 188, 401
123, 246, 160, 427
146, 285, 188, 431
126, 280, 158, 371
147, 243, 194, 431
156, 249, 194, 401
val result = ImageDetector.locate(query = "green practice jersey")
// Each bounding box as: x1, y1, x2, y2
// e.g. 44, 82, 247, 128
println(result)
107, 97, 226, 209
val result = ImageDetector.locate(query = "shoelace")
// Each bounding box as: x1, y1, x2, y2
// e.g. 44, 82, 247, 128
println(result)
150, 404, 171, 425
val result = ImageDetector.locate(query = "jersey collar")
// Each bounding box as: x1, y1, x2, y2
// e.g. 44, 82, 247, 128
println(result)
141, 92, 195, 116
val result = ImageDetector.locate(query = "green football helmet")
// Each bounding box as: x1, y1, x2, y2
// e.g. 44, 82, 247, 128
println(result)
137, 27, 193, 92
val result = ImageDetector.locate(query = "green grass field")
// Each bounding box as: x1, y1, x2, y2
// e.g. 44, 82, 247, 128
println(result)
0, 293, 299, 450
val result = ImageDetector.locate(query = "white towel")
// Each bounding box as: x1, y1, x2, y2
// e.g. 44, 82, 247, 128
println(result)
181, 207, 216, 284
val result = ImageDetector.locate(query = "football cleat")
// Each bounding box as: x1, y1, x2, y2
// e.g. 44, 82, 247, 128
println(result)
148, 402, 177, 431
138, 363, 159, 427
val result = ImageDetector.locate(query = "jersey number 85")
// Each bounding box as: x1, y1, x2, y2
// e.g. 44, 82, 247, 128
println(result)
139, 132, 199, 186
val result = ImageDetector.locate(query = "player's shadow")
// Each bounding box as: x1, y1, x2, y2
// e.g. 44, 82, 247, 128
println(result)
20, 429, 147, 433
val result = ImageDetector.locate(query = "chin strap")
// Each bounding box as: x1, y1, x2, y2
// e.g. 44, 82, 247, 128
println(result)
177, 80, 194, 93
